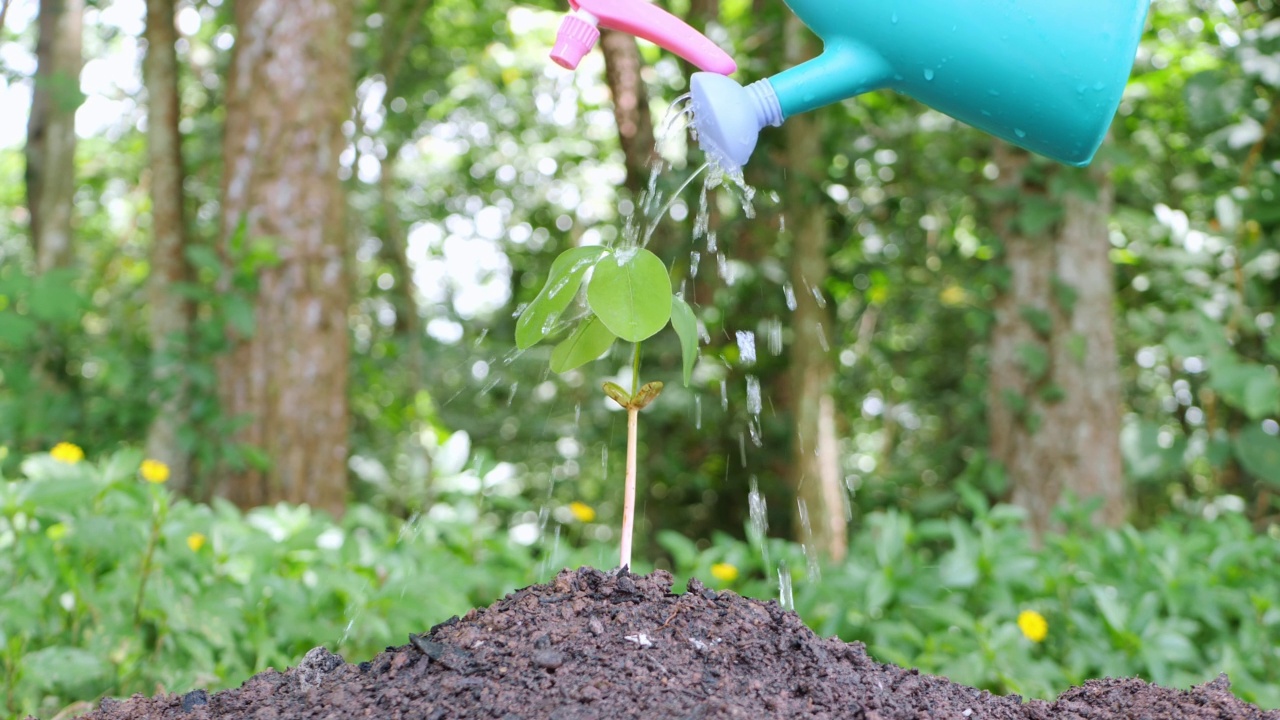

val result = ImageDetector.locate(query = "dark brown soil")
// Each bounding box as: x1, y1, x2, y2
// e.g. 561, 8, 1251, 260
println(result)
66, 568, 1278, 720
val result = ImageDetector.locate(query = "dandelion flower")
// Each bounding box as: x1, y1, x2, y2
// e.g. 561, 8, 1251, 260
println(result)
141, 459, 171, 484
710, 562, 739, 583
1018, 609, 1048, 643
187, 532, 207, 552
50, 442, 84, 464
568, 501, 595, 523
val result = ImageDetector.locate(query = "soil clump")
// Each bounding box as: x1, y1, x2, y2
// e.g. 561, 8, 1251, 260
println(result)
66, 567, 1279, 720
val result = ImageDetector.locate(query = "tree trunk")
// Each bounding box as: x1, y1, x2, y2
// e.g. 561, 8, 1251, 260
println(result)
599, 29, 655, 197
26, 0, 82, 272
216, 0, 352, 517
143, 0, 194, 491
988, 144, 1128, 538
783, 14, 847, 562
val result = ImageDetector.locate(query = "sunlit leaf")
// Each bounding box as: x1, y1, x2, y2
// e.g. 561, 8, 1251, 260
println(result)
587, 248, 671, 343
516, 246, 609, 350
670, 295, 698, 387
549, 316, 616, 373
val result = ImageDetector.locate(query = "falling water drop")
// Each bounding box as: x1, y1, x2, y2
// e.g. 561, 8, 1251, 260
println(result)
783, 283, 798, 311
706, 230, 718, 253
923, 68, 935, 81
736, 331, 757, 365
690, 250, 701, 277
1014, 128, 1026, 138
720, 380, 728, 410
778, 563, 795, 610
765, 319, 783, 355
695, 395, 702, 429
815, 323, 830, 352
746, 375, 762, 415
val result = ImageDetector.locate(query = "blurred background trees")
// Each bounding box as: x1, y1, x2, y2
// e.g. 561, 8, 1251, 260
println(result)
0, 0, 1278, 561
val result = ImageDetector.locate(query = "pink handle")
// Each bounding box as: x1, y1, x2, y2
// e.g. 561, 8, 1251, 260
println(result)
568, 0, 736, 75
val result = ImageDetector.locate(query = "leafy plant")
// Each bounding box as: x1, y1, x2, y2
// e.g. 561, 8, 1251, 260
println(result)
516, 242, 700, 568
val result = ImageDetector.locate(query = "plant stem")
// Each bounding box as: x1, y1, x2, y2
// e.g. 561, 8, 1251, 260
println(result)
133, 499, 163, 627
621, 405, 638, 570
620, 342, 641, 570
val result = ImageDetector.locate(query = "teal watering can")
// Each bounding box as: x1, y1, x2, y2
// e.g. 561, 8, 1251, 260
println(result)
689, 0, 1150, 170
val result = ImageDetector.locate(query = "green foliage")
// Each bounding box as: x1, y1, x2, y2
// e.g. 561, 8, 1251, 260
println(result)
515, 245, 608, 350
6, 448, 1280, 716
516, 243, 695, 385
0, 447, 614, 718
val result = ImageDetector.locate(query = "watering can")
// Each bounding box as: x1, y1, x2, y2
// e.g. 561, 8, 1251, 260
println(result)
549, 0, 1149, 170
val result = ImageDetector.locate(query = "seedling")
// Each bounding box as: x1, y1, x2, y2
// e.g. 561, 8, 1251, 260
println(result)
516, 243, 698, 570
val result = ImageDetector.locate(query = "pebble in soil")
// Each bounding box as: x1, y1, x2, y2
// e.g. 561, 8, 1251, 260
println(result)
67, 568, 1280, 720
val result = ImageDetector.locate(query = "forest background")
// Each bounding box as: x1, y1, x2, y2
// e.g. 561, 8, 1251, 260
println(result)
2, 0, 1280, 717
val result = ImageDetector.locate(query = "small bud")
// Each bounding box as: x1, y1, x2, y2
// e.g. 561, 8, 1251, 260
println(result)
632, 381, 664, 409
602, 382, 632, 408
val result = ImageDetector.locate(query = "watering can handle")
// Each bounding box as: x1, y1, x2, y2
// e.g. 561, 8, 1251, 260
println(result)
551, 0, 737, 75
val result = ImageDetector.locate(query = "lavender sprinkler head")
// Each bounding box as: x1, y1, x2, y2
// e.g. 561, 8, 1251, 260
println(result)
689, 73, 783, 172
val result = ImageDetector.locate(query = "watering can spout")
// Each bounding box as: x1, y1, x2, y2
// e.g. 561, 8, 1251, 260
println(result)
692, 44, 891, 170
549, 0, 736, 75
691, 0, 1150, 171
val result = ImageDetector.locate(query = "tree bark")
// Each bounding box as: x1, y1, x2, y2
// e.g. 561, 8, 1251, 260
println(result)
143, 0, 194, 491
599, 29, 655, 197
26, 0, 82, 272
783, 14, 847, 562
988, 144, 1128, 538
216, 0, 352, 517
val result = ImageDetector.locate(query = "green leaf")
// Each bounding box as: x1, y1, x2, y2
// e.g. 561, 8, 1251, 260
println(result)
22, 646, 110, 691
1233, 425, 1280, 488
1018, 305, 1053, 337
28, 268, 82, 324
0, 312, 38, 347
224, 293, 257, 337
670, 295, 698, 387
1016, 342, 1050, 381
587, 248, 672, 343
185, 245, 223, 273
549, 317, 616, 373
516, 246, 609, 350
1208, 358, 1279, 420
1015, 195, 1063, 236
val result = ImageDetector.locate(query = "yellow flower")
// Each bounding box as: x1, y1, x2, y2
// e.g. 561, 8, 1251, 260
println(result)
140, 459, 170, 484
940, 284, 969, 307
710, 562, 739, 583
568, 501, 595, 523
50, 442, 84, 464
1018, 610, 1048, 643
187, 532, 207, 552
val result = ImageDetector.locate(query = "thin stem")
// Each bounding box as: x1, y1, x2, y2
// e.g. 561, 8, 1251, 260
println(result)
133, 500, 163, 627
621, 406, 638, 571
620, 342, 642, 570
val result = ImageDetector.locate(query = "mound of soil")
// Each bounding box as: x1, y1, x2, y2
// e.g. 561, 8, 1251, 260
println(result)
66, 568, 1277, 720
